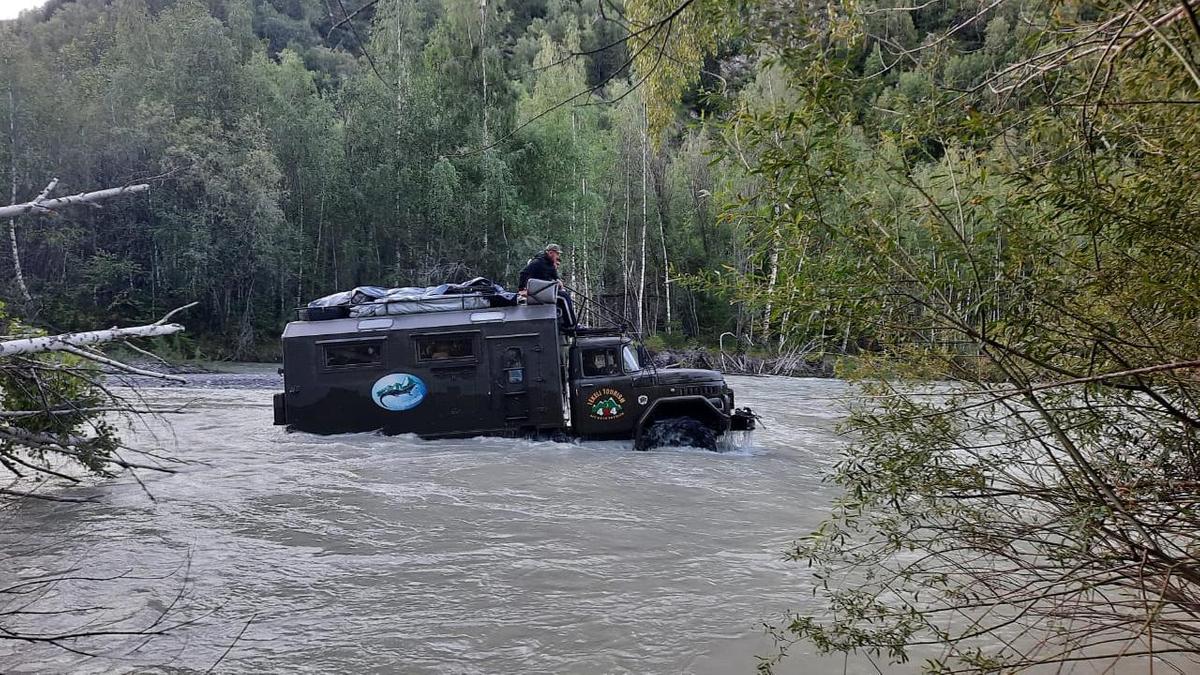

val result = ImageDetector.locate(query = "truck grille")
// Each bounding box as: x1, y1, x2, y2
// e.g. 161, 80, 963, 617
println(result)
677, 385, 724, 397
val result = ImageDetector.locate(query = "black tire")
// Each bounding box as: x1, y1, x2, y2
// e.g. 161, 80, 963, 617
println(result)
273, 393, 287, 426
640, 416, 718, 452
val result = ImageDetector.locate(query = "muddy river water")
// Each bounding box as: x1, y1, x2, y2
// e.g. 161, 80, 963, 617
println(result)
0, 371, 891, 674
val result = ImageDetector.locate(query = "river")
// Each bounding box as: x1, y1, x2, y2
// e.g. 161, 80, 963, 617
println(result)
1, 371, 888, 674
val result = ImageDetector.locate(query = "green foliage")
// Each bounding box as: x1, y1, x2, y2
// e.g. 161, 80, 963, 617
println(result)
0, 303, 121, 477
1, 0, 753, 357
674, 0, 1200, 668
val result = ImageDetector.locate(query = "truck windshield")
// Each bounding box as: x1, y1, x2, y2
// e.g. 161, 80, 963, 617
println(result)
622, 345, 640, 372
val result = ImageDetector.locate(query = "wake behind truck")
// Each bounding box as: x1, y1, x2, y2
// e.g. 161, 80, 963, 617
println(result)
273, 278, 755, 450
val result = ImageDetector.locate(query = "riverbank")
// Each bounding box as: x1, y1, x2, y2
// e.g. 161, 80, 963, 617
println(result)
650, 347, 835, 378
117, 342, 839, 383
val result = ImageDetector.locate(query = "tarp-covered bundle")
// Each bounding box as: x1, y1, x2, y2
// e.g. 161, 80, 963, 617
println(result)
302, 277, 518, 320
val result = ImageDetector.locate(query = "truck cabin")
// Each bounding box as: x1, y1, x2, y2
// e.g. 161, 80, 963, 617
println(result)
571, 336, 643, 380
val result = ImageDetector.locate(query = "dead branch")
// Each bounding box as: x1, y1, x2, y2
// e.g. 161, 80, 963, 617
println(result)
0, 488, 95, 503
0, 183, 149, 219
0, 322, 185, 358
59, 345, 186, 383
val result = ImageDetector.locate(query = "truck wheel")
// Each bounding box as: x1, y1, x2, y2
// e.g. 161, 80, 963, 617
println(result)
273, 393, 287, 426
641, 417, 718, 452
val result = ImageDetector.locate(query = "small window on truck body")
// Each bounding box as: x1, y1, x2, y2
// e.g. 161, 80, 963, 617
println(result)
503, 347, 525, 384
414, 333, 477, 363
322, 339, 384, 369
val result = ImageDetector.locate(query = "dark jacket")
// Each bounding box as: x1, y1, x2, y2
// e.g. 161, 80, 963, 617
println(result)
518, 253, 558, 290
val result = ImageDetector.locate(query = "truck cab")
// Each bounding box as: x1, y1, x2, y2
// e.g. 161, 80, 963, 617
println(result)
567, 336, 744, 449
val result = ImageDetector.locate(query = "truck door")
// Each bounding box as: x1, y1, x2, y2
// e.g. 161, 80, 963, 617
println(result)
487, 336, 543, 427
571, 345, 639, 436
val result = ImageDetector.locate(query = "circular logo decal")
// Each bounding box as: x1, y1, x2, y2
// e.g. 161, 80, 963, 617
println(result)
371, 373, 428, 411
586, 387, 627, 421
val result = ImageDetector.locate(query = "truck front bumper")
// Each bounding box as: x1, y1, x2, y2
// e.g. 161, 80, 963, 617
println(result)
730, 407, 757, 431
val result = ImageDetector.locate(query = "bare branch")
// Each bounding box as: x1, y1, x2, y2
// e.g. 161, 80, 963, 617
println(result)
59, 345, 186, 383
0, 322, 185, 358
0, 183, 149, 219
0, 488, 95, 503
325, 0, 379, 36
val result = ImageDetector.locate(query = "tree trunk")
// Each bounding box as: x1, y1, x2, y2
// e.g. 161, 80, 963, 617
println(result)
0, 322, 186, 357
763, 211, 782, 340
0, 183, 149, 219
7, 87, 30, 304
622, 153, 630, 319
478, 0, 489, 145
637, 101, 648, 334
653, 154, 671, 334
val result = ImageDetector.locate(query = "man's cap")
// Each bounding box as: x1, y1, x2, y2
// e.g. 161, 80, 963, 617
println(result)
545, 243, 563, 253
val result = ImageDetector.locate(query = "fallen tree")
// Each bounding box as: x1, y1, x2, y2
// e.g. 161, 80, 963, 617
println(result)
0, 302, 195, 500
0, 298, 205, 662
0, 179, 211, 662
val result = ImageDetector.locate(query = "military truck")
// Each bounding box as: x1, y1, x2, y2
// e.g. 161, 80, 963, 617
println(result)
273, 279, 755, 450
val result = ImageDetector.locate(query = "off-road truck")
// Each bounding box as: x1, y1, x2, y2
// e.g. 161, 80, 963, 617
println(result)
273, 279, 755, 450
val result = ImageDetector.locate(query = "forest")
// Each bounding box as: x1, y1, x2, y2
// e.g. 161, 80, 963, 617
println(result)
4, 0, 1200, 670
1, 0, 754, 359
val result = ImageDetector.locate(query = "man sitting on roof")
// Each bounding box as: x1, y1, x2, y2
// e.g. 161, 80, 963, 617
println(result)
518, 243, 577, 325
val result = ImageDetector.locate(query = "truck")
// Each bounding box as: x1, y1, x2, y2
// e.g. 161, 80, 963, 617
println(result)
273, 279, 755, 450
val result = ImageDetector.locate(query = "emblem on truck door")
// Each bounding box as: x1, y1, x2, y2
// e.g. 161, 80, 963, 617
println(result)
372, 373, 428, 411
586, 388, 627, 420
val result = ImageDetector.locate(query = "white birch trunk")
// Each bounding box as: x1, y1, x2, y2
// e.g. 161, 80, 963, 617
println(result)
7, 87, 30, 304
0, 183, 150, 219
479, 0, 489, 145
0, 323, 186, 357
654, 161, 671, 334
60, 345, 186, 382
763, 212, 782, 339
637, 102, 648, 334
581, 173, 590, 325
622, 157, 630, 318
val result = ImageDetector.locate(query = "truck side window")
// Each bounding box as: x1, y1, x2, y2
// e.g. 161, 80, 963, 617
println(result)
582, 348, 621, 377
415, 334, 475, 362
323, 341, 383, 369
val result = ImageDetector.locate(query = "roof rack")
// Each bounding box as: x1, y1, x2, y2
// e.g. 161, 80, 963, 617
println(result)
566, 325, 627, 337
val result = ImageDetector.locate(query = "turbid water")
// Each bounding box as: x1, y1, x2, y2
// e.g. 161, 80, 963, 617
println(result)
0, 371, 885, 674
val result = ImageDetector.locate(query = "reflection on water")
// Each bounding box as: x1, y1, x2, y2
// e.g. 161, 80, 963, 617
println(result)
0, 373, 893, 674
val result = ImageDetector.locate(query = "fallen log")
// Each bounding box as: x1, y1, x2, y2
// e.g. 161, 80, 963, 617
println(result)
0, 302, 196, 359
0, 323, 184, 358
0, 183, 149, 219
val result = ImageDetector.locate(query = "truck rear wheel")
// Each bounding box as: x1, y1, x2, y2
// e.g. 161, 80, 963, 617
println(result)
640, 417, 718, 452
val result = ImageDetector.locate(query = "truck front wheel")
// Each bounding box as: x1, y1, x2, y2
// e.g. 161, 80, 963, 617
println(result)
639, 417, 718, 452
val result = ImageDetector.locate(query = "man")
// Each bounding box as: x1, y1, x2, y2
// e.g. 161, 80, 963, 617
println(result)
518, 243, 562, 292
518, 243, 576, 324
